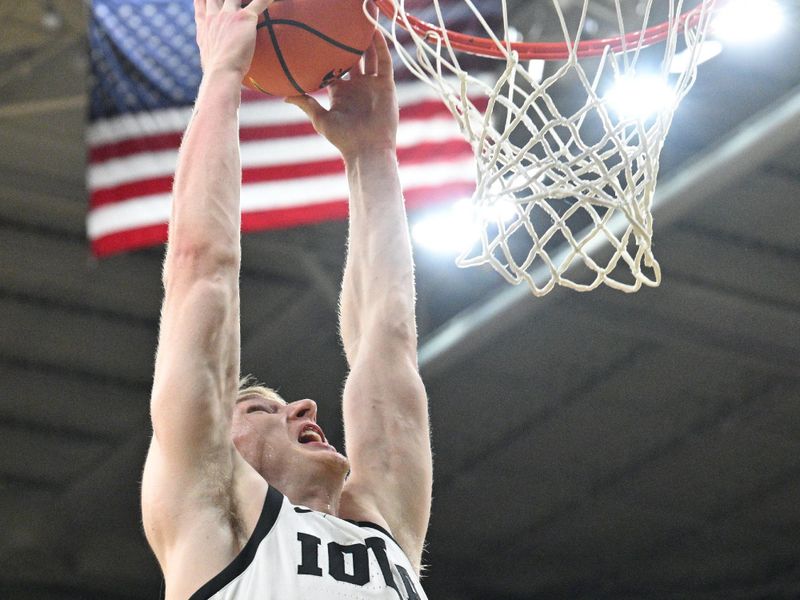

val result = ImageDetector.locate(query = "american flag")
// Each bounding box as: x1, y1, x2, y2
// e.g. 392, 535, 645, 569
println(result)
86, 0, 490, 257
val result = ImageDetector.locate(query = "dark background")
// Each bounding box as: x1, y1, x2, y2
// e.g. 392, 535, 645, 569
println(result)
1, 1, 799, 598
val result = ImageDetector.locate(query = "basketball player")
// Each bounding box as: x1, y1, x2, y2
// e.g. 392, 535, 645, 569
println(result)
140, 0, 431, 598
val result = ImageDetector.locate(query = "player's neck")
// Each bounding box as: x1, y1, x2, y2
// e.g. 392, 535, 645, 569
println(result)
281, 477, 343, 515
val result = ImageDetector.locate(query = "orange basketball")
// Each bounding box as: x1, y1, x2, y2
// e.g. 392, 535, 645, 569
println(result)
244, 0, 378, 97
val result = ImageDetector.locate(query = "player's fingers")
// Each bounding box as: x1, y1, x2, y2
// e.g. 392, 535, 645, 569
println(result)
373, 30, 393, 79
205, 0, 222, 16
363, 39, 378, 76
194, 0, 205, 21
244, 0, 272, 15
285, 94, 326, 122
221, 0, 239, 11
348, 55, 364, 78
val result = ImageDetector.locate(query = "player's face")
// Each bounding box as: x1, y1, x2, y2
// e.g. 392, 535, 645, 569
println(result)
231, 394, 349, 485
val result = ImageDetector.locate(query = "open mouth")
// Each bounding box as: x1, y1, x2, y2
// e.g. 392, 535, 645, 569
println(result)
298, 423, 326, 445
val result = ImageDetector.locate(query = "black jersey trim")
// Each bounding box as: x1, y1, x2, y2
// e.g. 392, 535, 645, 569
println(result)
188, 485, 284, 600
346, 520, 401, 549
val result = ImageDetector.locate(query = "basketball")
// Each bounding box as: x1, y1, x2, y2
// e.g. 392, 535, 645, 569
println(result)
244, 0, 378, 97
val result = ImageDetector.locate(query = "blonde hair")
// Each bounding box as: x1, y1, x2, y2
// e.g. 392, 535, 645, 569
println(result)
237, 375, 286, 405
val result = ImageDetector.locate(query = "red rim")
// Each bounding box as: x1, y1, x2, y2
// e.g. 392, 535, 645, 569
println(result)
374, 0, 718, 60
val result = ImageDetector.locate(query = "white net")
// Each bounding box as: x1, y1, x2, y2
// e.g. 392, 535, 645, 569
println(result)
369, 0, 717, 296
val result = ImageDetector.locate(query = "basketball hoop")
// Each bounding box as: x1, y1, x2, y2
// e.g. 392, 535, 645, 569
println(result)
368, 0, 719, 296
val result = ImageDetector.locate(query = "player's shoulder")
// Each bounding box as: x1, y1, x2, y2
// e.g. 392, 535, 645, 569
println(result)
338, 483, 424, 573
142, 446, 269, 598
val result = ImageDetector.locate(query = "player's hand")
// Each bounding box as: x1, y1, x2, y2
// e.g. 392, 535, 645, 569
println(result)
286, 31, 399, 161
194, 0, 271, 79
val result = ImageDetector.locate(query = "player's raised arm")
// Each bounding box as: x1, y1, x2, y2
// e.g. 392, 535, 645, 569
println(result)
141, 0, 270, 569
287, 31, 432, 572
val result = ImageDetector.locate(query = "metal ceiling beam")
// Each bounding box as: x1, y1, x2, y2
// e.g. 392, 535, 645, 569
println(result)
0, 360, 146, 435
0, 168, 86, 239
0, 33, 81, 92
0, 226, 164, 321
0, 294, 157, 385
0, 94, 85, 119
418, 83, 800, 378
241, 289, 323, 362
241, 239, 340, 307
569, 286, 800, 379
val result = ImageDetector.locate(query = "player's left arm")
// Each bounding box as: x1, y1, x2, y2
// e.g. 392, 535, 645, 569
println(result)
337, 145, 431, 570
287, 32, 431, 571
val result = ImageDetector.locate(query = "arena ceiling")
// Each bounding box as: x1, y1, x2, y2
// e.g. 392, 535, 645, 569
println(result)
1, 1, 799, 599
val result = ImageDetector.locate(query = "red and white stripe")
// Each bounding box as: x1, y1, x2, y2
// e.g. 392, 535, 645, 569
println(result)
86, 80, 479, 257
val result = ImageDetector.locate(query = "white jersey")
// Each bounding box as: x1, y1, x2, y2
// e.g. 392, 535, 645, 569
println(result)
189, 486, 428, 600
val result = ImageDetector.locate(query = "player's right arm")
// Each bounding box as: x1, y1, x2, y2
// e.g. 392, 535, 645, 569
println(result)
140, 0, 269, 594
141, 62, 244, 548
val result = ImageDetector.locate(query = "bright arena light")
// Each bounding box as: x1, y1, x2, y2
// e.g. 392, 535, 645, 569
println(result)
605, 75, 677, 121
411, 206, 478, 254
713, 0, 784, 43
670, 40, 724, 74
412, 198, 516, 254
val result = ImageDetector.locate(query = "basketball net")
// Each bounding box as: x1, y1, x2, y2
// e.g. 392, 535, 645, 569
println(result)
369, 0, 718, 296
